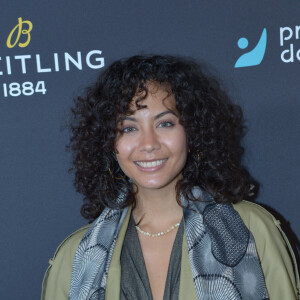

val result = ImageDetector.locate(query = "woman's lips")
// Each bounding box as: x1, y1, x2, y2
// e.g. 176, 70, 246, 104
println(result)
134, 159, 168, 172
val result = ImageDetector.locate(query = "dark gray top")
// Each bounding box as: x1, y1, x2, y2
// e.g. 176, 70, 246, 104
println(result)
120, 215, 184, 300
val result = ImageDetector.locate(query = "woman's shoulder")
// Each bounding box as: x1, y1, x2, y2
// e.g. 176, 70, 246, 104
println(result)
233, 200, 299, 299
232, 200, 279, 229
53, 224, 91, 256
47, 224, 91, 269
41, 224, 91, 300
232, 200, 293, 256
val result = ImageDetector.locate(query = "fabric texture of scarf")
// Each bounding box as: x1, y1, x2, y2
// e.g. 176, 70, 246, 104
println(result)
69, 187, 269, 300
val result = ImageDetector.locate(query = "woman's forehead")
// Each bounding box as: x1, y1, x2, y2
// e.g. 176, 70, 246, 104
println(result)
130, 82, 175, 111
116, 82, 178, 124
129, 94, 176, 118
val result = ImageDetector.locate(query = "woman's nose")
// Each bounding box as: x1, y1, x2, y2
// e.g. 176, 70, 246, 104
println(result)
138, 128, 161, 153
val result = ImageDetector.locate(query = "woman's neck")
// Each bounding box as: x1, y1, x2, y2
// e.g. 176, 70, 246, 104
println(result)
132, 183, 183, 230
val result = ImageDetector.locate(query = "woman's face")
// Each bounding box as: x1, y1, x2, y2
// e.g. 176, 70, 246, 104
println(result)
115, 83, 188, 191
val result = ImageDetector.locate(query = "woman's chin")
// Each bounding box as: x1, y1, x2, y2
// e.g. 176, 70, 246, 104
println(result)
131, 179, 175, 191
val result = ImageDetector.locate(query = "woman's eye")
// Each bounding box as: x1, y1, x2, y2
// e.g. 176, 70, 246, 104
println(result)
158, 121, 174, 127
122, 127, 136, 133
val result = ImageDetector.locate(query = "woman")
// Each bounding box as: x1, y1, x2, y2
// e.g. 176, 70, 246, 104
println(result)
41, 55, 299, 300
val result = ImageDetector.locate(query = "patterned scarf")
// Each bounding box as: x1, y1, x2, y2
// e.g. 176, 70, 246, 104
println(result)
69, 187, 269, 299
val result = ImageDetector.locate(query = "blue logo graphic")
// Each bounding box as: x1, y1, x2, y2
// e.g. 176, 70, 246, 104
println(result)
235, 28, 267, 68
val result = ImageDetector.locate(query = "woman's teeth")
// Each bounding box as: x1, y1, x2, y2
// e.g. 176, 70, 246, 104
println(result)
136, 159, 167, 168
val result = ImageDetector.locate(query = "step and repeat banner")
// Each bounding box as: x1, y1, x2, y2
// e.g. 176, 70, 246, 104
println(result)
0, 1, 299, 299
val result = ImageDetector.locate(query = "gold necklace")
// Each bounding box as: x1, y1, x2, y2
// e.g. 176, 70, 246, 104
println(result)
135, 222, 180, 237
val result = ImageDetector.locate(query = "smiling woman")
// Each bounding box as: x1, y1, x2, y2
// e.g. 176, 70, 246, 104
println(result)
115, 83, 188, 192
41, 55, 299, 300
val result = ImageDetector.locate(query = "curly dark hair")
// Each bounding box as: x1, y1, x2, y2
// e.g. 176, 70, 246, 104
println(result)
69, 54, 253, 221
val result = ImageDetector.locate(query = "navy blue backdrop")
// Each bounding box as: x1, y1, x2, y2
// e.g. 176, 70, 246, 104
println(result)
0, 1, 299, 299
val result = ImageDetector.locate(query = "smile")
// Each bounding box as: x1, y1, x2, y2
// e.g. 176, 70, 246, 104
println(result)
135, 159, 168, 168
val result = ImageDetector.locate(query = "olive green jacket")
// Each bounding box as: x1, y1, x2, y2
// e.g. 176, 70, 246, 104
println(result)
41, 201, 299, 300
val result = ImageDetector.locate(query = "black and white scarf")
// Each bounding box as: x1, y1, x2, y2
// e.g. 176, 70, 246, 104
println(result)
69, 187, 268, 299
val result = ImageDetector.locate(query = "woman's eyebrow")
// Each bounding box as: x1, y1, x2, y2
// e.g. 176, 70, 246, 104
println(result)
119, 110, 178, 122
